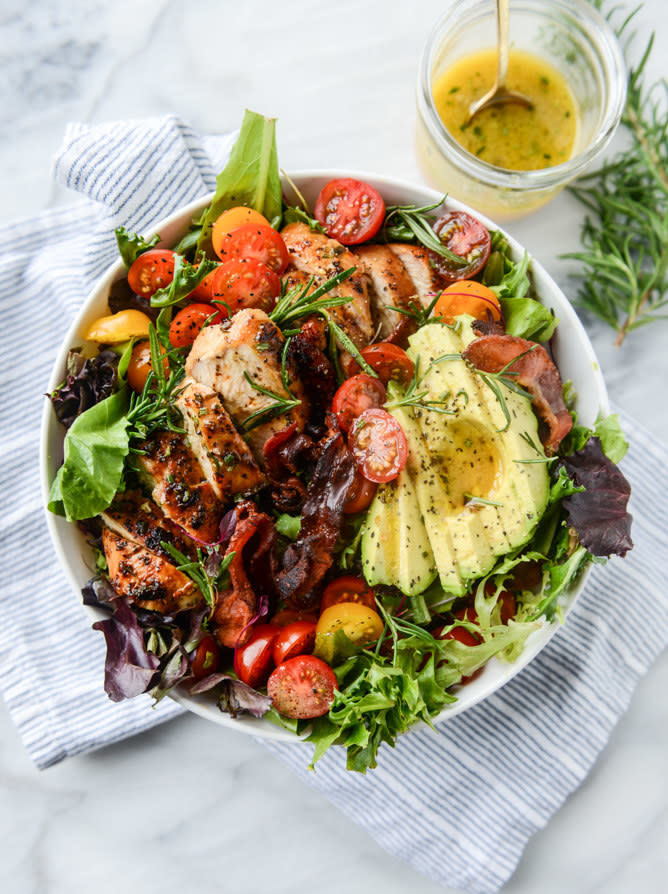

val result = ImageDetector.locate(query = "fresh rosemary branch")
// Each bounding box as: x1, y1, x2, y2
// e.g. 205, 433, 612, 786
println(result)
161, 541, 235, 607
565, 6, 667, 345
241, 370, 302, 432
387, 292, 443, 327
269, 268, 357, 327
384, 354, 459, 416
381, 199, 467, 267
126, 325, 185, 440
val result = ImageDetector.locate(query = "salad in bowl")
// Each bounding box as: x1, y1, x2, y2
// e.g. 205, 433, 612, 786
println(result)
43, 111, 633, 771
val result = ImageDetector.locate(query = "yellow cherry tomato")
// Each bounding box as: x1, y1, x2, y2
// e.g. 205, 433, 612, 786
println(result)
315, 602, 384, 646
212, 206, 270, 259
433, 280, 502, 324
84, 309, 152, 343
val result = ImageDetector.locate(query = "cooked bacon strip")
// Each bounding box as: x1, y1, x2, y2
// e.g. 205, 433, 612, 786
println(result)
462, 334, 573, 454
212, 501, 277, 648
286, 317, 337, 425
276, 422, 357, 609
263, 422, 315, 514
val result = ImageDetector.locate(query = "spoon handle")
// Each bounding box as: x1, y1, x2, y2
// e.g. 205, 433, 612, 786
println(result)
496, 0, 510, 90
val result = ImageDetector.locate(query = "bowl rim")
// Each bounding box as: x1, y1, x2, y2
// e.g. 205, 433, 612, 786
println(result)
40, 169, 609, 743
417, 0, 627, 191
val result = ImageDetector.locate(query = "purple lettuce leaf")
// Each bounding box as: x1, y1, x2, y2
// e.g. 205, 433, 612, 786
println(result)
92, 600, 160, 701
49, 349, 119, 429
189, 673, 272, 718
560, 436, 633, 557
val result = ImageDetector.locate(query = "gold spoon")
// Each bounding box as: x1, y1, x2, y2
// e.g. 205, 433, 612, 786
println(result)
466, 0, 533, 124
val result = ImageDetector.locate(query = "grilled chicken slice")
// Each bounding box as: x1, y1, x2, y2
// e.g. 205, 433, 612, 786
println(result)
136, 431, 223, 543
353, 244, 419, 343
101, 491, 196, 559
102, 527, 202, 614
280, 222, 374, 348
176, 378, 266, 501
185, 309, 308, 460
387, 243, 443, 309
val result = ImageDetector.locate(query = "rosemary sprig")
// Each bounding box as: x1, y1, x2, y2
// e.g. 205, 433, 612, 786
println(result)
384, 353, 459, 416
387, 292, 444, 327
241, 370, 302, 432
126, 325, 185, 440
380, 198, 467, 268
160, 541, 235, 607
564, 7, 667, 344
269, 268, 357, 327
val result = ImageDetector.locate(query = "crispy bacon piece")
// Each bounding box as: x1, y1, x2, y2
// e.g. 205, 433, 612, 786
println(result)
462, 333, 572, 454
276, 421, 357, 609
263, 422, 314, 513
212, 501, 277, 648
286, 317, 337, 425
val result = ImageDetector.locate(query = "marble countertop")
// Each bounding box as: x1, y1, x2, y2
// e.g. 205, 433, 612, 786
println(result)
1, 2, 667, 892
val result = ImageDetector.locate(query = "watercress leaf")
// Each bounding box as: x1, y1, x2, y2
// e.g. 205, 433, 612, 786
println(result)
196, 110, 283, 255
48, 387, 130, 521
115, 227, 160, 269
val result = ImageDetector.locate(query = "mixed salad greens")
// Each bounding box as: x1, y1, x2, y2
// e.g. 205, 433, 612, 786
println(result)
47, 110, 633, 772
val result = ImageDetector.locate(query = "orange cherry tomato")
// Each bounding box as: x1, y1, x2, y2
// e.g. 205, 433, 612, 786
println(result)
127, 249, 176, 297
321, 576, 376, 612
344, 343, 414, 386
212, 207, 270, 256
210, 258, 281, 314
433, 280, 502, 324
126, 339, 169, 393
267, 655, 337, 719
272, 621, 317, 666
343, 471, 377, 514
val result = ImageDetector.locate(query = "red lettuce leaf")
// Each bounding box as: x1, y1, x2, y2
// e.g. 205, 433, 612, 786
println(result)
190, 673, 272, 718
560, 437, 633, 557
92, 600, 160, 701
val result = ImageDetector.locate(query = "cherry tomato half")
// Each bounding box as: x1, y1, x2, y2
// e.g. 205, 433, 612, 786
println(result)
430, 211, 491, 283
267, 655, 338, 719
270, 608, 319, 628
315, 602, 384, 645
349, 408, 408, 484
344, 343, 415, 386
169, 303, 224, 348
126, 339, 169, 393
210, 258, 281, 314
191, 634, 220, 680
233, 624, 279, 689
127, 249, 176, 297
433, 280, 502, 324
332, 374, 386, 433
321, 576, 376, 612
343, 471, 377, 514
272, 621, 317, 666
314, 178, 386, 245
214, 223, 289, 273
212, 206, 270, 257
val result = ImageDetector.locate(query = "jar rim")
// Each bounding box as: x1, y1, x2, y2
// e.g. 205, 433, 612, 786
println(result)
417, 0, 627, 192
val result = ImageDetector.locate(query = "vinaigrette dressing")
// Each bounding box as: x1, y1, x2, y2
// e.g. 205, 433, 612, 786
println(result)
433, 48, 578, 171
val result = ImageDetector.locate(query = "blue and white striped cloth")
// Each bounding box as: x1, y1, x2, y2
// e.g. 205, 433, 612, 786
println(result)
0, 116, 666, 894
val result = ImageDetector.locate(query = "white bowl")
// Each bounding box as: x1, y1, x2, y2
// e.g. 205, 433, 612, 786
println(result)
40, 171, 608, 743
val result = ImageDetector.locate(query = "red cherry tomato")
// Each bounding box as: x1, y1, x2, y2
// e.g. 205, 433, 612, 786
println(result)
344, 343, 415, 386
215, 223, 289, 273
314, 178, 386, 245
168, 303, 224, 348
267, 655, 338, 719
190, 634, 220, 680
430, 211, 491, 283
343, 471, 377, 514
321, 576, 376, 612
349, 408, 408, 484
272, 621, 317, 666
188, 265, 220, 302
127, 249, 176, 297
270, 608, 319, 628
210, 258, 281, 314
436, 606, 482, 647
332, 373, 386, 433
233, 624, 279, 689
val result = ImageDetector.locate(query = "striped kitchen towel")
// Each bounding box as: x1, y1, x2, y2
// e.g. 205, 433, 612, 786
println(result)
0, 115, 666, 894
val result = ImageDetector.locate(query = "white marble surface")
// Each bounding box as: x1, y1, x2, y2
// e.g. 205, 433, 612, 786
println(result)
1, 1, 667, 892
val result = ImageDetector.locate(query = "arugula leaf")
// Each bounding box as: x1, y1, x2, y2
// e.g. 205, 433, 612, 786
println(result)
48, 388, 130, 521
196, 110, 283, 255
151, 253, 219, 308
282, 204, 326, 233
115, 227, 160, 269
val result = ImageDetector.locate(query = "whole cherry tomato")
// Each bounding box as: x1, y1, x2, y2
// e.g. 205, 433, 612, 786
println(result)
272, 621, 317, 666
314, 178, 386, 245
233, 624, 279, 689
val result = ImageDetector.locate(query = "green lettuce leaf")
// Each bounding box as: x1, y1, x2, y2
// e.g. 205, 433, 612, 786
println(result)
500, 295, 558, 342
196, 110, 282, 256
48, 388, 130, 521
594, 413, 629, 464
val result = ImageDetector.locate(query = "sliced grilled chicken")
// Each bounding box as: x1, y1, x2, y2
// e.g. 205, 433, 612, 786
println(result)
387, 243, 443, 309
185, 309, 308, 460
280, 222, 374, 348
102, 527, 202, 613
101, 491, 196, 559
136, 431, 223, 543
176, 378, 266, 500
353, 244, 419, 343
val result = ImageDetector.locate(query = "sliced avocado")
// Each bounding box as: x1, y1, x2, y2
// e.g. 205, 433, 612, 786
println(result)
360, 316, 550, 598
360, 424, 437, 596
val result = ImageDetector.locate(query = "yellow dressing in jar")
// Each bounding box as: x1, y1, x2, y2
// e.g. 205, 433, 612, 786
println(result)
433, 48, 578, 171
